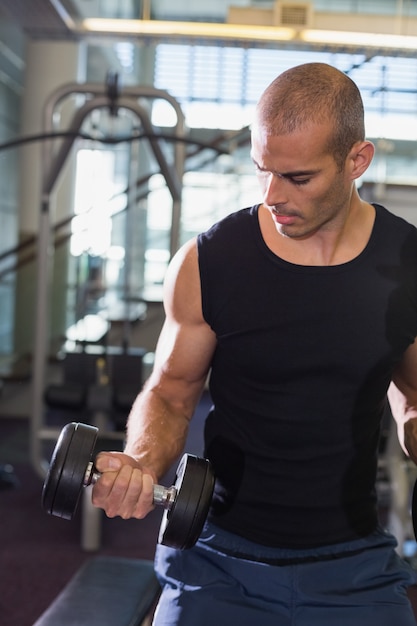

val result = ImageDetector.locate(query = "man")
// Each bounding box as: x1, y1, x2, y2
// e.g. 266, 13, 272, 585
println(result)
93, 63, 417, 624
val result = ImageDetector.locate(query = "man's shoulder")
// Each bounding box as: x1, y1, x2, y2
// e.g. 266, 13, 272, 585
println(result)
375, 203, 417, 233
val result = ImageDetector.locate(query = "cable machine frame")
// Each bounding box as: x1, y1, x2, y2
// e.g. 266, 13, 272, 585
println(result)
30, 76, 186, 478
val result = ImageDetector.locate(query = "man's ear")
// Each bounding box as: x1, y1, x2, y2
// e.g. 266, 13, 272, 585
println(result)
349, 140, 375, 180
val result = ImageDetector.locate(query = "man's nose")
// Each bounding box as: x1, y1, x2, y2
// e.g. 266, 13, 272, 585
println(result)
263, 174, 287, 206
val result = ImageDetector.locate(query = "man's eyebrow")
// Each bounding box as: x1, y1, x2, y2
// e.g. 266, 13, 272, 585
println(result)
280, 169, 319, 178
251, 158, 318, 178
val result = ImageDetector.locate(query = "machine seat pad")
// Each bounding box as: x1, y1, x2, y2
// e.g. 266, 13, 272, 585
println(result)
33, 556, 160, 625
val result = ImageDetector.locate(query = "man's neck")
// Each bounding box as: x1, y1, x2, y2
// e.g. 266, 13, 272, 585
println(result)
258, 200, 376, 267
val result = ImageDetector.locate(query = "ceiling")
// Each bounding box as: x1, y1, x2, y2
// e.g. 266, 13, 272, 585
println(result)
3, 0, 417, 51
2, 0, 417, 187
0, 0, 77, 39
0, 0, 228, 39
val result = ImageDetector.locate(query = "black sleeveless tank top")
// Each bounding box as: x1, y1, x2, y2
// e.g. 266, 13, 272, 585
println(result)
197, 203, 417, 548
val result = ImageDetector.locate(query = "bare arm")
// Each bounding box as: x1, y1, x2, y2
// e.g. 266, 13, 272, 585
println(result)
124, 237, 217, 477
388, 337, 417, 463
92, 237, 217, 518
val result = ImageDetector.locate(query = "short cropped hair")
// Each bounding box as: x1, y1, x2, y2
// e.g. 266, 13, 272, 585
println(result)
256, 63, 365, 170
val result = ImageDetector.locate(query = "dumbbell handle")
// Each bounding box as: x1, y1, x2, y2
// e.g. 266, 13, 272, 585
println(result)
84, 461, 178, 510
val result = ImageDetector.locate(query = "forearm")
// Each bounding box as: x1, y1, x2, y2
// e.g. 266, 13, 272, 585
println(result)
92, 238, 215, 519
123, 376, 204, 480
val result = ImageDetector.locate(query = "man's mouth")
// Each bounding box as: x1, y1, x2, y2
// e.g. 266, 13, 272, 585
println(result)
272, 210, 299, 225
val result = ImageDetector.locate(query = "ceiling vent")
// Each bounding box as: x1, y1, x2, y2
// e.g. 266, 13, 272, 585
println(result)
274, 2, 313, 28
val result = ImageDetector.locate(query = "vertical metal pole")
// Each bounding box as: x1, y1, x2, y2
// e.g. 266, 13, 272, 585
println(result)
81, 485, 102, 551
122, 135, 140, 350
30, 195, 53, 475
170, 151, 185, 257
170, 120, 186, 258
142, 0, 151, 20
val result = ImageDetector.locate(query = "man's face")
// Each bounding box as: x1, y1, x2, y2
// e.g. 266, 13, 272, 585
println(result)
250, 120, 355, 240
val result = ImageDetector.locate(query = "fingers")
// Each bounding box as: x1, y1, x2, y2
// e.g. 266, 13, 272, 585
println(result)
92, 452, 155, 519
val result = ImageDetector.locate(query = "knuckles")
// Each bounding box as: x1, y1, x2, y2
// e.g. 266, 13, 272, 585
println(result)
91, 462, 153, 520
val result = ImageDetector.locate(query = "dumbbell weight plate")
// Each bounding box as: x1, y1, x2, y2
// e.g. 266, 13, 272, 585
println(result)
158, 454, 215, 550
42, 422, 98, 520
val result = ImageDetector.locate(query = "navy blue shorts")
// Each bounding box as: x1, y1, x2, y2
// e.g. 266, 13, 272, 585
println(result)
153, 521, 417, 625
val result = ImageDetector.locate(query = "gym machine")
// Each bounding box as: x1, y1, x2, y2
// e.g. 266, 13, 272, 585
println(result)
29, 75, 198, 549
31, 74, 186, 479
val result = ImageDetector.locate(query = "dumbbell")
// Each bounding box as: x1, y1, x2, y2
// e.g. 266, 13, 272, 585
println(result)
42, 422, 215, 550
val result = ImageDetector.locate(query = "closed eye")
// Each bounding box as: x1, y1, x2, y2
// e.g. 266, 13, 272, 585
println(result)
287, 176, 311, 186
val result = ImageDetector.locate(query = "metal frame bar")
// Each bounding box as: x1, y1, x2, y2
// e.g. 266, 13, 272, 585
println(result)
30, 79, 186, 477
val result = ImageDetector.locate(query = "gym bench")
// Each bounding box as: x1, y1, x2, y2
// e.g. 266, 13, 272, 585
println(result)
32, 556, 161, 626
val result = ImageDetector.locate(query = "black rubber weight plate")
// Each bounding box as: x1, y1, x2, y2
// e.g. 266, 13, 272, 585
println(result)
158, 454, 215, 550
41, 422, 98, 520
